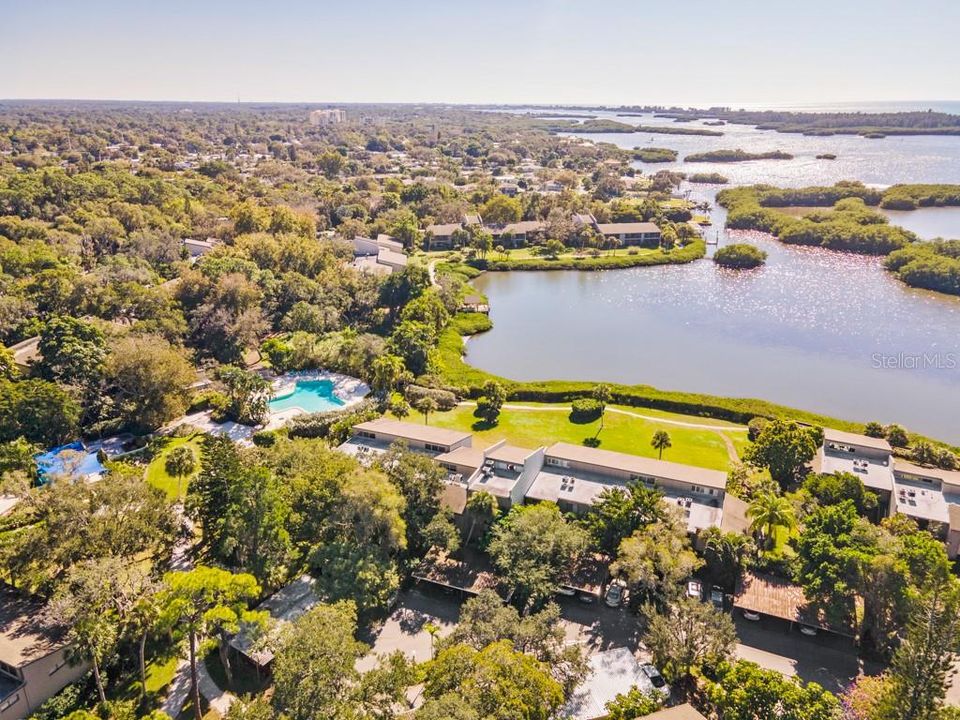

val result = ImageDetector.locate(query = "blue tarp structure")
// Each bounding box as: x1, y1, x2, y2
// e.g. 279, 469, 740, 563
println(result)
34, 441, 107, 484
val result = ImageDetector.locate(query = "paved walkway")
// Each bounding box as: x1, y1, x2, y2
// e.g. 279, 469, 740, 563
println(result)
160, 511, 236, 717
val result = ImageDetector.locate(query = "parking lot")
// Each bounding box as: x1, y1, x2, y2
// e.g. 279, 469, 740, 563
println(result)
359, 585, 646, 670
359, 585, 875, 697
733, 614, 877, 694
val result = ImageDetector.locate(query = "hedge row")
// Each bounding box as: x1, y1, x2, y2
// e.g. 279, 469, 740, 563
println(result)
433, 316, 960, 452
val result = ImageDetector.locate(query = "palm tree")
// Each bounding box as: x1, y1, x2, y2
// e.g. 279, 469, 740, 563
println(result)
414, 396, 439, 425
592, 384, 611, 438
651, 430, 672, 459
465, 490, 499, 545
424, 622, 440, 659
165, 444, 197, 499
746, 492, 796, 549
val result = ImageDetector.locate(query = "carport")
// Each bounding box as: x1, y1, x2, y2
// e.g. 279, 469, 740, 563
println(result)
733, 572, 857, 642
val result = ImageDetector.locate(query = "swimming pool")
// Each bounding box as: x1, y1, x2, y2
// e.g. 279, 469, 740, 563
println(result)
35, 441, 107, 484
268, 379, 346, 414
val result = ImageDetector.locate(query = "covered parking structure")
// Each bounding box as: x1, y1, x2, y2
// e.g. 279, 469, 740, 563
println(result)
733, 572, 858, 642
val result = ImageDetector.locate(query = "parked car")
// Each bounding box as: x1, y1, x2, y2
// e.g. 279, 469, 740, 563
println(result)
640, 663, 671, 701
799, 624, 818, 636
578, 592, 596, 604
710, 585, 724, 609
555, 585, 577, 597
742, 609, 761, 621
604, 580, 626, 608
686, 580, 702, 600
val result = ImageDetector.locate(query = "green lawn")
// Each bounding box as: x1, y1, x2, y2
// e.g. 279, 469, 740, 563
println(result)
416, 402, 747, 471
145, 434, 204, 501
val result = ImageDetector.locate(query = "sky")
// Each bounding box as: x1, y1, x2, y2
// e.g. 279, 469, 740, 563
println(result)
5, 0, 960, 107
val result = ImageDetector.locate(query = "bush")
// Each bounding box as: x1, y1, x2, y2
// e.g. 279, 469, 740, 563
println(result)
404, 384, 459, 411
748, 417, 770, 441
714, 243, 767, 269
252, 430, 279, 447
570, 398, 603, 423
286, 401, 378, 442
188, 388, 227, 413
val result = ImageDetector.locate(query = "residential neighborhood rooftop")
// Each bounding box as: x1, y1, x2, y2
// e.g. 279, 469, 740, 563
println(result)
817, 449, 893, 493
0, 585, 66, 667
595, 221, 660, 234
894, 459, 960, 489
822, 428, 893, 453
229, 575, 319, 666
733, 572, 857, 637
562, 647, 658, 720
352, 418, 473, 447
546, 442, 727, 490
893, 476, 950, 523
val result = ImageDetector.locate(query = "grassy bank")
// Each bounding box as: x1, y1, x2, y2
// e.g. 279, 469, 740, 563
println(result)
416, 402, 746, 471
435, 319, 958, 452
465, 240, 705, 271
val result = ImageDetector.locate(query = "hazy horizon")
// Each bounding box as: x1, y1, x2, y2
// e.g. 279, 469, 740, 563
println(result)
7, 0, 960, 107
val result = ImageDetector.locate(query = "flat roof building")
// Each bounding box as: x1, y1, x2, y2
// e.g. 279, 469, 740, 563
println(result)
529, 443, 727, 534
339, 418, 473, 461
0, 586, 88, 720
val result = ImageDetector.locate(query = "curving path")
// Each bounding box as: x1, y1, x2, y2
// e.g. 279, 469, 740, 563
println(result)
457, 401, 748, 433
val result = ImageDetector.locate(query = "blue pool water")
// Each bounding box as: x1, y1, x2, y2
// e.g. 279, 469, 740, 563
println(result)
268, 379, 345, 414
35, 441, 107, 483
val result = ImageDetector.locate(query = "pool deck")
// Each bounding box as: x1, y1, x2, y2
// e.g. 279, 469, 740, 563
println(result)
163, 370, 370, 443
264, 370, 370, 430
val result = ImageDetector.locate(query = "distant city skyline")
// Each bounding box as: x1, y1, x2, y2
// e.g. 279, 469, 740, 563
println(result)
6, 0, 960, 107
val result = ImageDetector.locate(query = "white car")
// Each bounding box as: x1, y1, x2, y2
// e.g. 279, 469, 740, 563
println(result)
604, 580, 626, 608
799, 625, 818, 636
640, 663, 671, 701
742, 609, 761, 621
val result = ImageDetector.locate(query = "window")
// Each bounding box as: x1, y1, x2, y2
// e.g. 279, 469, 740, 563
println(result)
357, 430, 376, 440
424, 443, 447, 453
546, 457, 568, 468
0, 693, 19, 713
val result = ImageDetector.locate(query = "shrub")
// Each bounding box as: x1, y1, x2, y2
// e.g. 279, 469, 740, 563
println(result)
286, 401, 378, 441
188, 389, 227, 413
570, 398, 603, 423
252, 430, 279, 447
404, 383, 459, 411
747, 417, 770, 441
